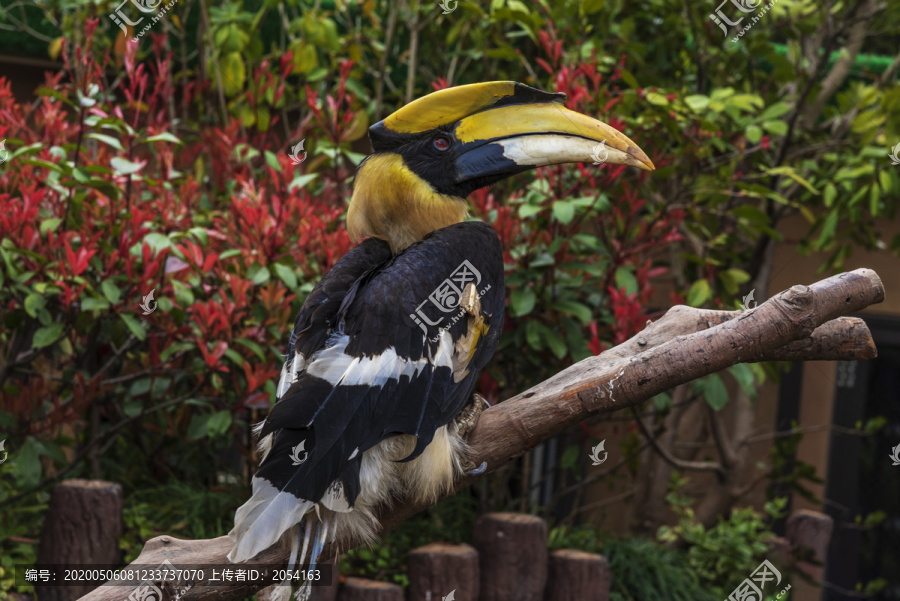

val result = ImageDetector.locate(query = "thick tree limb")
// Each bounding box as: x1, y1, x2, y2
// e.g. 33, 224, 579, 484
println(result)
79, 268, 883, 601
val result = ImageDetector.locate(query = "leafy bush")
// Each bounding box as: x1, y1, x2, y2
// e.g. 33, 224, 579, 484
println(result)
657, 475, 788, 596
549, 525, 718, 601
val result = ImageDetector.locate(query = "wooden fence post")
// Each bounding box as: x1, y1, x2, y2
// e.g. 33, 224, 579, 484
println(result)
471, 513, 547, 601
786, 509, 834, 580
339, 578, 403, 601
37, 480, 123, 601
544, 549, 610, 601
407, 542, 478, 601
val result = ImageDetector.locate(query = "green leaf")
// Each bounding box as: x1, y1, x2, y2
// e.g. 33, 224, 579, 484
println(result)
511, 288, 536, 317
544, 326, 568, 359
143, 232, 172, 254
11, 437, 45, 488
81, 297, 110, 312
272, 263, 297, 289
288, 174, 318, 192
207, 410, 233, 437
188, 414, 211, 441
614, 267, 638, 295
704, 374, 729, 410
758, 102, 792, 121
552, 200, 576, 224
264, 150, 282, 172
248, 263, 270, 285
25, 293, 46, 318
220, 52, 247, 96
123, 398, 143, 418
110, 157, 144, 175
729, 363, 756, 395
764, 166, 819, 195
762, 120, 788, 136
684, 94, 709, 112
745, 124, 762, 144
33, 323, 64, 348
519, 204, 544, 219
120, 313, 148, 341
687, 279, 711, 307
645, 91, 669, 106
816, 210, 839, 249
728, 93, 764, 111
40, 218, 62, 235
86, 133, 124, 151
552, 300, 592, 324
653, 392, 672, 411
525, 320, 543, 350
823, 183, 837, 208
560, 444, 580, 469
101, 280, 122, 304
143, 132, 182, 144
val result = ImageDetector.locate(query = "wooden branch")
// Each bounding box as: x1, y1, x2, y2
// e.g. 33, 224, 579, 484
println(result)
78, 268, 884, 601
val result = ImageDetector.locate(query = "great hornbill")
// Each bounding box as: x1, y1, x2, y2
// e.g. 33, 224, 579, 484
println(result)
227, 81, 654, 599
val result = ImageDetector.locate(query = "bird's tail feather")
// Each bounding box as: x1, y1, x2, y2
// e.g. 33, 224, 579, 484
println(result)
227, 476, 314, 563
269, 526, 301, 601
294, 514, 331, 601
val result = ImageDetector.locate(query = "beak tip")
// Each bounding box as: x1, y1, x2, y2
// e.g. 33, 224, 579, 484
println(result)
628, 146, 655, 171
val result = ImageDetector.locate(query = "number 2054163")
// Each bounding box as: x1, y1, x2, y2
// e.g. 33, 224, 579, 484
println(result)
271, 570, 321, 581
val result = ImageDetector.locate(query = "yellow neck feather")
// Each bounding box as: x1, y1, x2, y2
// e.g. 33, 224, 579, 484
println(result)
348, 154, 468, 254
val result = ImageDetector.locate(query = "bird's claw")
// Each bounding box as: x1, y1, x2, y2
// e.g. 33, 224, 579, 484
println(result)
468, 461, 487, 476
454, 393, 489, 440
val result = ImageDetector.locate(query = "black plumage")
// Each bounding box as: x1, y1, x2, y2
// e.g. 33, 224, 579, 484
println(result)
257, 221, 504, 508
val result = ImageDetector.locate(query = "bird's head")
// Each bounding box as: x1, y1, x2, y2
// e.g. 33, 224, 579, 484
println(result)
348, 81, 655, 253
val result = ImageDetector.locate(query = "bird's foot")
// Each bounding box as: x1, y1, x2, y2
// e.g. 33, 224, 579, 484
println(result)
454, 393, 490, 440
455, 393, 490, 476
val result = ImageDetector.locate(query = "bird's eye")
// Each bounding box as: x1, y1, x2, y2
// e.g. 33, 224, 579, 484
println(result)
433, 136, 451, 151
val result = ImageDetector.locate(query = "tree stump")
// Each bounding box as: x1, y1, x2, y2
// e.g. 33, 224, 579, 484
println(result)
471, 513, 547, 601
786, 509, 834, 580
339, 578, 403, 601
36, 479, 123, 601
313, 557, 340, 601
407, 543, 478, 601
544, 549, 610, 601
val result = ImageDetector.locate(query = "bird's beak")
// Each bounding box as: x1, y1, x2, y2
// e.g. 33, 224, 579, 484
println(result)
452, 102, 655, 184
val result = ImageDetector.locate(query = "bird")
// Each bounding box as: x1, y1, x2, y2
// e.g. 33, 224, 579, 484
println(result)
227, 81, 654, 600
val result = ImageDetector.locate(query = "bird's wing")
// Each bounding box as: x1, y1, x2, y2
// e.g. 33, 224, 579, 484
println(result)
232, 222, 504, 560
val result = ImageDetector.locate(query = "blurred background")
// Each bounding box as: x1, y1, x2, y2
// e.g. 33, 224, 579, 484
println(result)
0, 0, 899, 600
